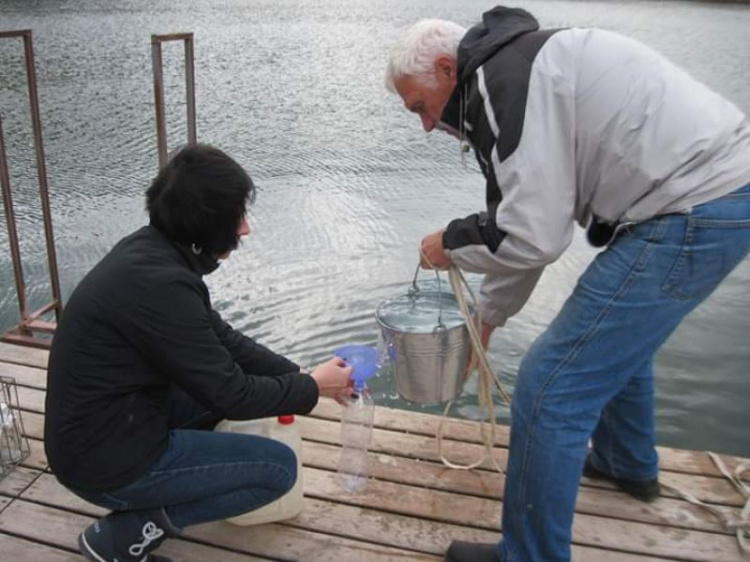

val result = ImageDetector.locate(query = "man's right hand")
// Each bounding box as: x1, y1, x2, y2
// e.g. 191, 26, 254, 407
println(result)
310, 357, 354, 404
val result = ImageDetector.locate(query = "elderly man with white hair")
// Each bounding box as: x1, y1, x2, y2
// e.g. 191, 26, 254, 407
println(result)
386, 5, 750, 562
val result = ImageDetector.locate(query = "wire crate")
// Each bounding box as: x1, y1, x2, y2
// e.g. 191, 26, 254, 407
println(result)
1, 376, 31, 481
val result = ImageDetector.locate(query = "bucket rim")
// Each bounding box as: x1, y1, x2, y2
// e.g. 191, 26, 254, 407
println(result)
375, 291, 471, 334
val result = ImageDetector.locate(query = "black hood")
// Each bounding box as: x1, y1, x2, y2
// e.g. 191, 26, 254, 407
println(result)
458, 6, 539, 85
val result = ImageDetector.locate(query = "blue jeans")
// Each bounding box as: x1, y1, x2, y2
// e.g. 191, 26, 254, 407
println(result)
498, 183, 750, 562
70, 386, 297, 530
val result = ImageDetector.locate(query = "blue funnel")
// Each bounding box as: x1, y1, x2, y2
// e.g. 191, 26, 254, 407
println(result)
334, 345, 378, 391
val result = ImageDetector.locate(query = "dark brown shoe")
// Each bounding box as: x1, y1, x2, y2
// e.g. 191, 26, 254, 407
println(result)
445, 541, 501, 562
583, 453, 660, 502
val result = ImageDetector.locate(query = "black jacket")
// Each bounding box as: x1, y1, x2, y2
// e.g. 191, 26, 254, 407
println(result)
45, 225, 319, 492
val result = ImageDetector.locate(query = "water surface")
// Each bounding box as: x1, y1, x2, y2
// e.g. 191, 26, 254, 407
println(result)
1, 0, 748, 456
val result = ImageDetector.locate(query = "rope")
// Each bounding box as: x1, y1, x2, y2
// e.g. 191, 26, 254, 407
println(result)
663, 453, 750, 557
417, 252, 508, 473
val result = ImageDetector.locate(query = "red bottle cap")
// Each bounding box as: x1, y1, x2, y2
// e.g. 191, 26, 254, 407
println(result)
278, 415, 295, 425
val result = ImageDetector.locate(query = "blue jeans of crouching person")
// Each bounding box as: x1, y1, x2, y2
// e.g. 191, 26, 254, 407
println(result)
70, 387, 297, 562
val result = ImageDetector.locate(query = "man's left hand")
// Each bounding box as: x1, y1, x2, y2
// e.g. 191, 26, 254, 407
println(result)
420, 229, 451, 270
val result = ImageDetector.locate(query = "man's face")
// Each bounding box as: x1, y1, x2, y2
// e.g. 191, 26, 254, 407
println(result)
394, 56, 458, 133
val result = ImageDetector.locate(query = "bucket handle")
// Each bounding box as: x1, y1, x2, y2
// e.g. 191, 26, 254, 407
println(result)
408, 263, 446, 331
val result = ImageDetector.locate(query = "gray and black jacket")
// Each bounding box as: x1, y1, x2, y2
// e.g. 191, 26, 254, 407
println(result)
440, 6, 750, 326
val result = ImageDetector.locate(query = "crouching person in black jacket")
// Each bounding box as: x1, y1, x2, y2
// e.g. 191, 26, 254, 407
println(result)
44, 144, 354, 562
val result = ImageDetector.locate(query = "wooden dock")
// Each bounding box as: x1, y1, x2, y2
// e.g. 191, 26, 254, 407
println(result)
0, 341, 747, 561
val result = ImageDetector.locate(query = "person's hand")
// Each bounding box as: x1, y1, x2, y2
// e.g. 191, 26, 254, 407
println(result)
310, 357, 354, 405
420, 229, 451, 270
463, 321, 496, 383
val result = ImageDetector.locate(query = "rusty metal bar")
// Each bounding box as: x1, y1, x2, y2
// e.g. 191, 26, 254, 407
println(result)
151, 33, 197, 168
0, 30, 31, 40
153, 32, 193, 42
0, 29, 63, 348
23, 31, 62, 321
184, 36, 197, 146
151, 37, 168, 167
0, 116, 29, 323
2, 331, 50, 350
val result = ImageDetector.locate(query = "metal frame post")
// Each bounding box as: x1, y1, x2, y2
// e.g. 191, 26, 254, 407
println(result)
151, 33, 197, 168
0, 30, 62, 349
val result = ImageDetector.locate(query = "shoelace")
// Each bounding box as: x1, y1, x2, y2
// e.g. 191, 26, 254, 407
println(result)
128, 521, 165, 557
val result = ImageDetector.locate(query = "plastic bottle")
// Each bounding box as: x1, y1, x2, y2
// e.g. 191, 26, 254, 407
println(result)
214, 415, 304, 525
334, 345, 378, 492
338, 384, 375, 492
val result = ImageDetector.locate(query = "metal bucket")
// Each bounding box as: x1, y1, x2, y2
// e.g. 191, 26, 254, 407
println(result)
376, 270, 471, 405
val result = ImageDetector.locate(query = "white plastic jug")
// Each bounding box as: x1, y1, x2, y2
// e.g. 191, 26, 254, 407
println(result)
214, 415, 304, 525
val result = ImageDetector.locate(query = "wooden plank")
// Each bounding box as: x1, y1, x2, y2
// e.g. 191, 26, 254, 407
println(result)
20, 438, 47, 470
304, 413, 511, 470
301, 468, 745, 562
300, 441, 734, 533
305, 437, 745, 510
0, 466, 40, 498
0, 343, 48, 370
0, 361, 47, 389
0, 499, 279, 561
16, 410, 44, 439
4, 340, 749, 478
7, 345, 746, 560
11, 452, 733, 562
21, 468, 743, 562
19, 472, 662, 562
2, 495, 441, 562
191, 519, 443, 561
17, 410, 44, 440
24, 470, 490, 556
17, 405, 746, 513
286, 499, 667, 562
0, 533, 81, 562
6, 348, 747, 479
311, 399, 750, 478
20, 410, 742, 545
298, 416, 747, 508
289, 496, 501, 555
15, 385, 45, 413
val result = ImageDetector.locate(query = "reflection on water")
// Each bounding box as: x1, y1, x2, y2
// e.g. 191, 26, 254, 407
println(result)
1, 0, 748, 456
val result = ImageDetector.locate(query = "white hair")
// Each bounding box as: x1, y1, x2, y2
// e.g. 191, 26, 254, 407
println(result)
385, 19, 467, 92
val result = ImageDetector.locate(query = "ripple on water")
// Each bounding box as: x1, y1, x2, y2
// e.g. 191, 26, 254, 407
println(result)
0, 0, 748, 456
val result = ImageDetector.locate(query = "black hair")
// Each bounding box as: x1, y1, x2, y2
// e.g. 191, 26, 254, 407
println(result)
146, 144, 254, 256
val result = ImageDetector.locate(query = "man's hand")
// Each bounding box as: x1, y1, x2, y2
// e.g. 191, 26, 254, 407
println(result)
310, 357, 354, 405
420, 229, 451, 270
464, 321, 496, 383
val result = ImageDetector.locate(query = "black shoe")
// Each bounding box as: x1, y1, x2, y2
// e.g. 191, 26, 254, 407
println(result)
79, 508, 178, 562
445, 541, 501, 562
583, 452, 660, 502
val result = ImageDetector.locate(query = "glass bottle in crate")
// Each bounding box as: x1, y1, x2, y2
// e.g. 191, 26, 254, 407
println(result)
1, 401, 23, 463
